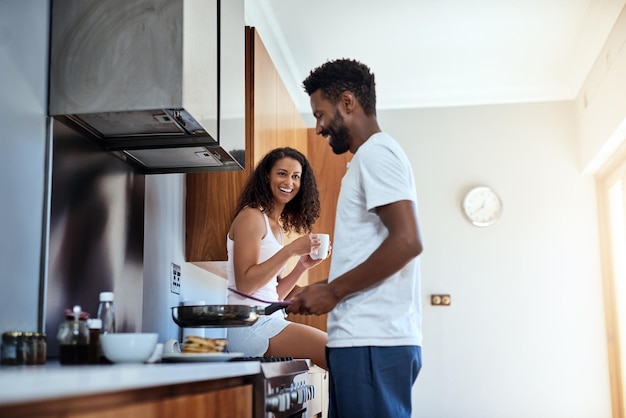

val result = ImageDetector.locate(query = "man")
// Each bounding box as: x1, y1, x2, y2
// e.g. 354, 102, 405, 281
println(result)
286, 58, 424, 418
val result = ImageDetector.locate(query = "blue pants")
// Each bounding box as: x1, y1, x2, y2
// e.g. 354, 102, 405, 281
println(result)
326, 346, 422, 418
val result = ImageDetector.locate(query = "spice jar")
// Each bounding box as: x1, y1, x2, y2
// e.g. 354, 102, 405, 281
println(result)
57, 305, 90, 365
23, 332, 36, 365
1, 331, 26, 366
34, 332, 47, 365
87, 318, 102, 364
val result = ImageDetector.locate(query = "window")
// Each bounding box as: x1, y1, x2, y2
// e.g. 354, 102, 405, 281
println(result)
597, 142, 626, 418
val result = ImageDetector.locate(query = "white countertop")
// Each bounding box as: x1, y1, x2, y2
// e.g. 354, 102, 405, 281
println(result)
0, 361, 261, 406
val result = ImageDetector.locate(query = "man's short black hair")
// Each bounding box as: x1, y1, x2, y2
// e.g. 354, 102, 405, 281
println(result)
303, 58, 377, 116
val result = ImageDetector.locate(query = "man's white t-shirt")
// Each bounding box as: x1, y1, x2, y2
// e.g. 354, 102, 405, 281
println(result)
327, 132, 422, 348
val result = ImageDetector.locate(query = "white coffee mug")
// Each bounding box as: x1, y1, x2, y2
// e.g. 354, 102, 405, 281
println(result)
311, 233, 330, 260
163, 338, 181, 354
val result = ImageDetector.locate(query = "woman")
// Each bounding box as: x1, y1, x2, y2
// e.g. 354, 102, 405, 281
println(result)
226, 147, 328, 369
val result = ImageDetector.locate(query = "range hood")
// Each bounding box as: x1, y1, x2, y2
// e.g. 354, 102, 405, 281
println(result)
48, 0, 246, 174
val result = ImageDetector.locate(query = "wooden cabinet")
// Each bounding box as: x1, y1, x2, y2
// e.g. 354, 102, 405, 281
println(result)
186, 27, 307, 262
286, 129, 352, 332
186, 28, 351, 333
2, 377, 254, 418
67, 386, 252, 418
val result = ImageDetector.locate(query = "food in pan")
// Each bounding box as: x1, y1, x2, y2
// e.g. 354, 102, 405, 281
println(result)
182, 336, 228, 353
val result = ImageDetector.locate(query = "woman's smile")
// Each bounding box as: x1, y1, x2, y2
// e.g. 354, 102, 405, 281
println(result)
269, 157, 302, 204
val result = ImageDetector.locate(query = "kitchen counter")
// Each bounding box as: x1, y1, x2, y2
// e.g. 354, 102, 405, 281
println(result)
0, 360, 260, 407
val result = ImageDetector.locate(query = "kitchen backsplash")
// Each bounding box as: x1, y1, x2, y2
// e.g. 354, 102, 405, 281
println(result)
45, 119, 145, 357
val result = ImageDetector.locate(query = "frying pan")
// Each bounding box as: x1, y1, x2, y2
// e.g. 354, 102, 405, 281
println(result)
171, 302, 290, 328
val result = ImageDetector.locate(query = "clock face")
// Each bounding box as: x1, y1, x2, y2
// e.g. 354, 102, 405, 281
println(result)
462, 186, 502, 227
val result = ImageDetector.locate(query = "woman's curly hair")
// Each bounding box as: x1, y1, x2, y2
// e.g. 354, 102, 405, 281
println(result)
235, 147, 320, 234
302, 58, 377, 116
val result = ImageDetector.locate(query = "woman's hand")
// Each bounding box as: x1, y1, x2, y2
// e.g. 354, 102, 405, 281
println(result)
275, 235, 330, 299
289, 234, 321, 257
290, 234, 333, 269
298, 254, 322, 269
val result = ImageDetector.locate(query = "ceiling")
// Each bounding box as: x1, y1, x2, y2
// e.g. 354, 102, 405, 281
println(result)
245, 0, 626, 125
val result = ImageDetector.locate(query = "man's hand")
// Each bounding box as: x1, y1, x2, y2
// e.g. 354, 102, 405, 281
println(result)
286, 282, 339, 315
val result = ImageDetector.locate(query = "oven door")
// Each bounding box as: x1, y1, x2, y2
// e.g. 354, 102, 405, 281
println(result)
263, 372, 316, 418
254, 359, 321, 418
305, 365, 327, 417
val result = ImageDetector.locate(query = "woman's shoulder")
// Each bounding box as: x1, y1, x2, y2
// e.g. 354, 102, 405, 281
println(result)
237, 206, 265, 219
231, 207, 267, 237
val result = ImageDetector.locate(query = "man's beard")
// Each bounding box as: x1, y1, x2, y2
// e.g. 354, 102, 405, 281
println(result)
324, 111, 350, 155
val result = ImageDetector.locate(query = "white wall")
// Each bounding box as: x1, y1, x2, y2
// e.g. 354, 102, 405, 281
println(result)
0, 0, 49, 332
376, 102, 608, 417
140, 102, 610, 417
0, 10, 612, 417
576, 4, 626, 173
142, 174, 227, 342
124, 3, 626, 415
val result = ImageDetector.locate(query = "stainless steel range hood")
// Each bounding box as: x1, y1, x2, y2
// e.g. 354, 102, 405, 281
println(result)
49, 0, 246, 174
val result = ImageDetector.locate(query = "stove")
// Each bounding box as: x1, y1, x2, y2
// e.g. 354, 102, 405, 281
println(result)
231, 357, 320, 418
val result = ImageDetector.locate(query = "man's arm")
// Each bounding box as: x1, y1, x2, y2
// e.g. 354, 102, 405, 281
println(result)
287, 200, 422, 315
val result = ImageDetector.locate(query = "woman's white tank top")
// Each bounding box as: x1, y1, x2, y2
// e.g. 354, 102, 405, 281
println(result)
226, 210, 284, 305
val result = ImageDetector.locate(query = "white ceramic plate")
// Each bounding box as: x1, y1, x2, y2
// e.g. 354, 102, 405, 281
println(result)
162, 352, 244, 362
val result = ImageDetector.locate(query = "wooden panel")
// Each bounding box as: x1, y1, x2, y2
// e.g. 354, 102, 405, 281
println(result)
252, 29, 307, 161
247, 29, 308, 282
185, 171, 248, 261
160, 385, 253, 418
186, 27, 308, 262
185, 27, 256, 262
67, 402, 160, 418
286, 129, 352, 332
305, 128, 351, 285
1, 377, 254, 418
67, 386, 252, 418
251, 29, 278, 166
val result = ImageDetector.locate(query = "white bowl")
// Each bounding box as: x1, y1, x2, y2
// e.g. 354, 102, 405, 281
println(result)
100, 333, 158, 364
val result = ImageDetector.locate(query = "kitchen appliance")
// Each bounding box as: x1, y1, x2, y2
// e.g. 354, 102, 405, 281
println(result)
48, 0, 246, 173
181, 300, 206, 340
45, 119, 145, 359
171, 303, 290, 327
233, 357, 320, 418
169, 305, 323, 417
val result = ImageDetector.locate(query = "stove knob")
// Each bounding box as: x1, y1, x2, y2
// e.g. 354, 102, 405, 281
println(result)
300, 387, 308, 403
266, 394, 279, 412
292, 386, 311, 404
279, 392, 291, 411
290, 390, 299, 403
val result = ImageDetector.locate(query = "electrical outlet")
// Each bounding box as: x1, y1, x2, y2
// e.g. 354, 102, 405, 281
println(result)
170, 263, 181, 294
431, 294, 451, 306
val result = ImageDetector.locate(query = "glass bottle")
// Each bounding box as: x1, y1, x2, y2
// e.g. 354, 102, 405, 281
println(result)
57, 305, 90, 365
97, 292, 116, 334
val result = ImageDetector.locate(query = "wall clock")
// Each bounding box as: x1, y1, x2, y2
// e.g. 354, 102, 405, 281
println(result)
462, 186, 503, 227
